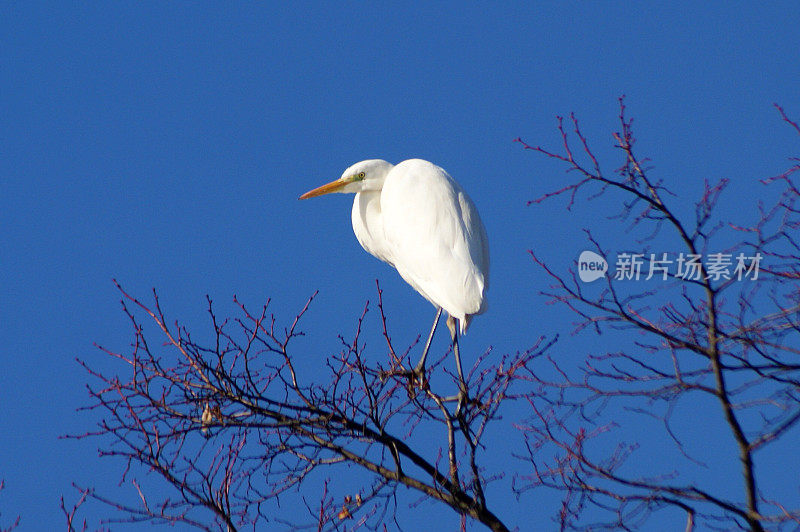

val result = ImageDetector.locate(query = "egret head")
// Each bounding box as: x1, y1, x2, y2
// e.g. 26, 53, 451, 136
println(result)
299, 159, 393, 199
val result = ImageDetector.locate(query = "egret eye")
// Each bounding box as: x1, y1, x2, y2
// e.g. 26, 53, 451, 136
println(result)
358, 172, 365, 179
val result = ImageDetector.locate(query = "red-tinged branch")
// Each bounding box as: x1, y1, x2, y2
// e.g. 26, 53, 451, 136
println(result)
775, 103, 800, 136
0, 480, 20, 532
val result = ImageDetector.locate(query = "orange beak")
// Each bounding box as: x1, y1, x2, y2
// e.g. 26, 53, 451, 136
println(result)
299, 179, 348, 200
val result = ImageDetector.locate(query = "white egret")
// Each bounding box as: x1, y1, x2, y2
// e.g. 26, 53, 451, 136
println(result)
300, 159, 489, 395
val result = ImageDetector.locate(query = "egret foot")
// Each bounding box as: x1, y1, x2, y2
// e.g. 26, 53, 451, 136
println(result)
455, 385, 469, 417
380, 365, 429, 396
405, 364, 429, 392
389, 307, 442, 397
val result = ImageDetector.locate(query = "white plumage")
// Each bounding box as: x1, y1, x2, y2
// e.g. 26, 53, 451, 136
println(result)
301, 158, 489, 336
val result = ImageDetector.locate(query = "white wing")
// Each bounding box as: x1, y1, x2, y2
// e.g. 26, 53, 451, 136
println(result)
351, 189, 395, 265
381, 159, 489, 332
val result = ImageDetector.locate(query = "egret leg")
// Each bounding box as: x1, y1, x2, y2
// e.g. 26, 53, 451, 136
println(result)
446, 316, 468, 408
414, 307, 442, 374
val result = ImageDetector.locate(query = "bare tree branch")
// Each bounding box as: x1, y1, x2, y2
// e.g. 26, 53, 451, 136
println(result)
70, 279, 552, 531
514, 98, 800, 531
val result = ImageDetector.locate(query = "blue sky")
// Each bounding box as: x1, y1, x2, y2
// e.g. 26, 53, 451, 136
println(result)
2, 3, 800, 530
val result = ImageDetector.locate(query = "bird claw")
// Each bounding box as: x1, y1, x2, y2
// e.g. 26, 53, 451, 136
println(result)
379, 366, 429, 396
405, 367, 429, 397
455, 387, 468, 416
